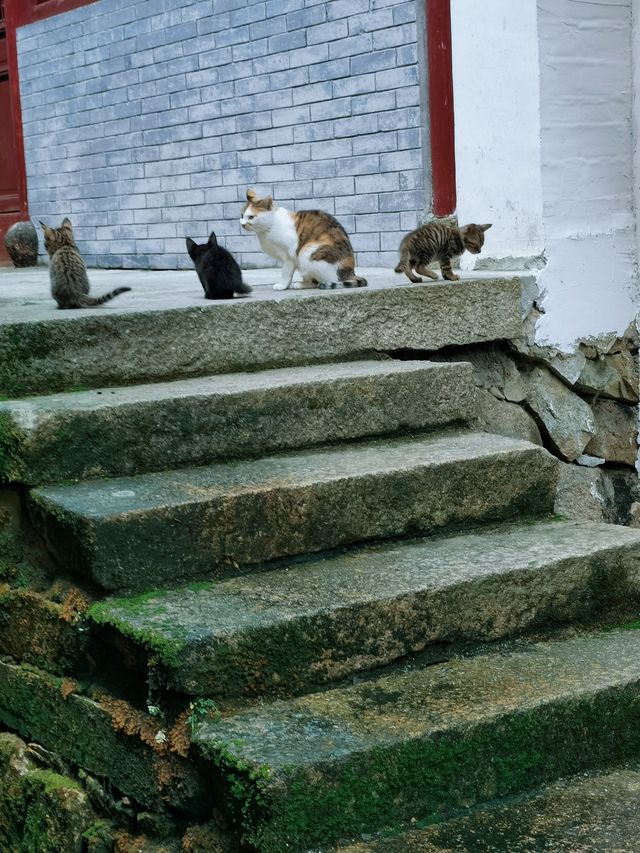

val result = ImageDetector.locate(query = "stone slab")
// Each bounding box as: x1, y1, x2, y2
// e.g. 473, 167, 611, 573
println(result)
0, 359, 475, 484
91, 520, 640, 697
0, 268, 521, 397
29, 432, 557, 592
194, 629, 640, 852
0, 660, 207, 814
334, 766, 640, 852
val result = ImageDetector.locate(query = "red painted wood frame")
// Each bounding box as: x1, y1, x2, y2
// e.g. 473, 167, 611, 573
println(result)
426, 0, 457, 217
0, 0, 96, 261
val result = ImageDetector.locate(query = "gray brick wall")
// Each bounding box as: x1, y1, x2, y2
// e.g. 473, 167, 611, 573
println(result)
17, 0, 428, 270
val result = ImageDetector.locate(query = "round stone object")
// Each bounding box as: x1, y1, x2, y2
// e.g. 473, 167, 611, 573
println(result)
4, 220, 39, 267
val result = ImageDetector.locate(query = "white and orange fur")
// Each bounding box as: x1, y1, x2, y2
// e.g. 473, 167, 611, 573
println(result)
240, 189, 367, 291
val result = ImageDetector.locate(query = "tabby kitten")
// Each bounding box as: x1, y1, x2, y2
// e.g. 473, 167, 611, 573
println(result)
186, 231, 252, 299
240, 189, 367, 290
40, 218, 131, 309
395, 221, 492, 283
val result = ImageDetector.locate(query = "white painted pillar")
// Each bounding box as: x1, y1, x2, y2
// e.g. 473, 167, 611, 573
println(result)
450, 0, 545, 268
535, 0, 638, 349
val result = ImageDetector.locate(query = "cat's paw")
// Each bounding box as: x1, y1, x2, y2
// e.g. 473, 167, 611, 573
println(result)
273, 282, 290, 291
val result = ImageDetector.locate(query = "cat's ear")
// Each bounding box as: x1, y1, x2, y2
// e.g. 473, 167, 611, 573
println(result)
246, 188, 257, 202
480, 223, 492, 231
262, 195, 273, 210
208, 232, 218, 247
185, 237, 198, 259
61, 217, 73, 230
39, 221, 52, 236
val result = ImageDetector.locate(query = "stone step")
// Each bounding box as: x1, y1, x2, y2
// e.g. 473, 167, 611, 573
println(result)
0, 659, 208, 815
333, 765, 640, 852
0, 359, 475, 485
193, 628, 640, 853
28, 432, 557, 592
0, 277, 521, 397
90, 520, 640, 698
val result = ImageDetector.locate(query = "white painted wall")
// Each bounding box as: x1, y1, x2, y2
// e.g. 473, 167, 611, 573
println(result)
451, 0, 639, 351
634, 0, 640, 269
450, 0, 545, 266
535, 0, 637, 349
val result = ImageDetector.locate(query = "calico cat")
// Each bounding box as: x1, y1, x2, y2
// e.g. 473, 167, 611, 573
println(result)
186, 231, 251, 299
40, 218, 131, 309
240, 189, 367, 290
395, 221, 492, 283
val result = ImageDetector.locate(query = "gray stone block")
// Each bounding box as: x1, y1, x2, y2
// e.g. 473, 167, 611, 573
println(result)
92, 520, 640, 697
193, 630, 640, 851
0, 359, 475, 484
0, 274, 522, 397
28, 432, 557, 592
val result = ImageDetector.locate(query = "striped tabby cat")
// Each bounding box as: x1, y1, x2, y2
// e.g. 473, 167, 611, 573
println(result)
395, 221, 492, 283
240, 189, 367, 291
40, 218, 131, 309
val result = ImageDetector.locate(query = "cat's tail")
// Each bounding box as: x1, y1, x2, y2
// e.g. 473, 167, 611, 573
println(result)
234, 280, 253, 296
81, 287, 132, 306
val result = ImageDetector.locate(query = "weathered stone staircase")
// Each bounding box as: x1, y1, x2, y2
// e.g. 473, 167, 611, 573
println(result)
1, 273, 640, 852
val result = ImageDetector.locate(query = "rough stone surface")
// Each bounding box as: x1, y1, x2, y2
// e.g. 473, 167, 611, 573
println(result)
432, 344, 527, 403
91, 520, 640, 697
335, 766, 640, 852
0, 360, 475, 484
29, 432, 558, 592
4, 221, 38, 268
0, 269, 521, 397
0, 732, 95, 853
0, 661, 207, 814
522, 365, 596, 461
577, 350, 639, 404
473, 388, 543, 445
194, 630, 640, 852
555, 463, 640, 526
0, 587, 89, 674
585, 398, 638, 466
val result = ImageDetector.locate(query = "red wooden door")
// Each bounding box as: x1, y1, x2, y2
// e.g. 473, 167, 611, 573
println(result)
0, 0, 28, 264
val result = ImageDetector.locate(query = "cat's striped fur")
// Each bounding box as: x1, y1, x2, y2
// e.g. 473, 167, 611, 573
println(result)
395, 221, 491, 283
240, 189, 367, 290
40, 218, 131, 309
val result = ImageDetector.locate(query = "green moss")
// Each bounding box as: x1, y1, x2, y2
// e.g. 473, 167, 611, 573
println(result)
82, 819, 112, 843
27, 768, 83, 797
89, 598, 187, 669
0, 412, 25, 483
204, 685, 640, 852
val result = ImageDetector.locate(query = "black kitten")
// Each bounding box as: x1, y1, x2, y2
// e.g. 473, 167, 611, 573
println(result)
186, 232, 252, 300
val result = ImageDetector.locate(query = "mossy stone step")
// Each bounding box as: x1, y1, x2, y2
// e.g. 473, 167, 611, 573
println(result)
334, 765, 640, 852
0, 359, 474, 484
0, 277, 521, 397
90, 520, 640, 697
29, 432, 557, 592
0, 660, 207, 815
193, 629, 640, 852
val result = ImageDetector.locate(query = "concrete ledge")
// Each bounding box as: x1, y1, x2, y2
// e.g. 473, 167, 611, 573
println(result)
28, 432, 557, 592
0, 271, 521, 397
